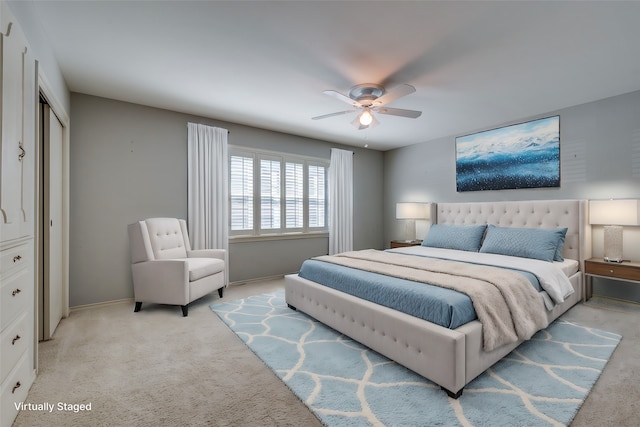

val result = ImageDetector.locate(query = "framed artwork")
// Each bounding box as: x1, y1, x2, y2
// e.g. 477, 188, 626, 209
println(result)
455, 116, 560, 192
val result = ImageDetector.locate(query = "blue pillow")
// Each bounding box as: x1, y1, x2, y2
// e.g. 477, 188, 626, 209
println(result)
479, 225, 567, 262
422, 224, 487, 252
554, 228, 568, 262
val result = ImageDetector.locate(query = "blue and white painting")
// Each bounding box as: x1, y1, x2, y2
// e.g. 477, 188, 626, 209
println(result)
456, 116, 560, 192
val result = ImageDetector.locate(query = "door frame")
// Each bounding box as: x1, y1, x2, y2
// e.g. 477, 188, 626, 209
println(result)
36, 66, 70, 346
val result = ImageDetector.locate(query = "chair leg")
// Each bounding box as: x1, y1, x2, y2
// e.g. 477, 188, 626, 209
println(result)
181, 305, 188, 317
218, 287, 224, 298
134, 302, 142, 312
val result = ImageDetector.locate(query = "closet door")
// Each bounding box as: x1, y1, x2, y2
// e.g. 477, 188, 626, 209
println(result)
43, 105, 63, 339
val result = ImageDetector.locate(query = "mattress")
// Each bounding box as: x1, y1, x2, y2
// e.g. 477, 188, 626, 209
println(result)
298, 250, 544, 330
554, 258, 579, 277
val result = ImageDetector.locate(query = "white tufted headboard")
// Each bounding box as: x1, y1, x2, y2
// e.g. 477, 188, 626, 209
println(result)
436, 200, 590, 266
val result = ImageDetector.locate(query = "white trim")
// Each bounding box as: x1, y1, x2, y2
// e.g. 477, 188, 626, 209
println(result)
38, 70, 69, 124
36, 62, 71, 331
70, 298, 134, 313
230, 231, 328, 243
230, 274, 289, 286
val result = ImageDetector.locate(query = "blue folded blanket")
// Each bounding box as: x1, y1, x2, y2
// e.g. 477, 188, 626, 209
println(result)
298, 257, 540, 330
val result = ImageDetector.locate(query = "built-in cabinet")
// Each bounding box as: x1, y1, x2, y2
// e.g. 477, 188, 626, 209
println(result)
0, 2, 37, 425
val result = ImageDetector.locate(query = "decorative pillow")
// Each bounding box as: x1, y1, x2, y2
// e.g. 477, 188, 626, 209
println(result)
479, 225, 567, 262
554, 228, 568, 262
422, 224, 487, 252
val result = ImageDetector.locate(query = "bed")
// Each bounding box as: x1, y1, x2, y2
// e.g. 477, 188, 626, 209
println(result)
284, 199, 590, 398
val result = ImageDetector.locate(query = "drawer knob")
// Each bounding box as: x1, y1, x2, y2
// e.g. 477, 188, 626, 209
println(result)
12, 381, 21, 394
12, 288, 21, 297
13, 255, 22, 263
610, 269, 614, 273
12, 334, 21, 345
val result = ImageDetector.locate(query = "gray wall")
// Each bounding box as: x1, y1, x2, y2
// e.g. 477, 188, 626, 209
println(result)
70, 93, 384, 307
384, 90, 640, 302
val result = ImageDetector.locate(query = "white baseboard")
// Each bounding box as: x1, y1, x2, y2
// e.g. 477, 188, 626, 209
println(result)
230, 273, 292, 286
70, 274, 296, 311
70, 297, 134, 312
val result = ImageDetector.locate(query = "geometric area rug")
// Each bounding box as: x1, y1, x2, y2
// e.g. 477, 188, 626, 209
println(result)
211, 291, 621, 427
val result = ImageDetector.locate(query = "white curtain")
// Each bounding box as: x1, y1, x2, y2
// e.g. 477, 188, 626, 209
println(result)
328, 148, 353, 255
187, 122, 229, 260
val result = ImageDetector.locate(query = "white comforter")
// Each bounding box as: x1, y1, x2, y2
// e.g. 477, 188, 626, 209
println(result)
389, 246, 574, 310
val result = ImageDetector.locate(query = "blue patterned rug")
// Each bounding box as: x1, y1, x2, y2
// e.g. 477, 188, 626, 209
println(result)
211, 291, 620, 427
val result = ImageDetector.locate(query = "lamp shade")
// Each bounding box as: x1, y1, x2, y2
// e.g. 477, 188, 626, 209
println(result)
396, 203, 431, 220
589, 199, 640, 226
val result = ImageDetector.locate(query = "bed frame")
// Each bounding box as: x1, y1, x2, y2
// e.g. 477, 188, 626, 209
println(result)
285, 200, 590, 398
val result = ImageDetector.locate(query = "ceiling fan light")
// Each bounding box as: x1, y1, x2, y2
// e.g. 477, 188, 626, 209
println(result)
359, 110, 373, 126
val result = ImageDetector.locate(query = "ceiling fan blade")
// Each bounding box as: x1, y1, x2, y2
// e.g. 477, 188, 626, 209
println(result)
375, 107, 422, 119
323, 90, 361, 107
312, 110, 357, 120
371, 84, 416, 106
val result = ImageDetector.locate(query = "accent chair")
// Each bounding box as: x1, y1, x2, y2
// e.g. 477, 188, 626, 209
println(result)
128, 218, 226, 316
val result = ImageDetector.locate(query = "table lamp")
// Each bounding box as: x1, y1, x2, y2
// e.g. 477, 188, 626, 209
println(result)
589, 199, 640, 263
396, 202, 431, 241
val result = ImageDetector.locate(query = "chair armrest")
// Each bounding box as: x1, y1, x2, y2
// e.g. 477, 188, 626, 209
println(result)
131, 260, 189, 305
188, 249, 226, 261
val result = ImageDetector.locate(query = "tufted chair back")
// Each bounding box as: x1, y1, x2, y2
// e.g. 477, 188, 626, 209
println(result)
129, 218, 191, 263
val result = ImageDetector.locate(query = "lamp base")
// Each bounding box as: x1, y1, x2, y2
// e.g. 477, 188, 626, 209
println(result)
603, 225, 623, 263
404, 219, 416, 241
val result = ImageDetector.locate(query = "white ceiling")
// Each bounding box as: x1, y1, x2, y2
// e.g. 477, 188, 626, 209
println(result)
25, 0, 640, 151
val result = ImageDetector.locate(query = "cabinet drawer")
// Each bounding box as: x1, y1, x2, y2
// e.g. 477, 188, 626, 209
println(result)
585, 262, 640, 282
0, 313, 29, 383
0, 269, 30, 330
0, 243, 30, 275
1, 353, 33, 427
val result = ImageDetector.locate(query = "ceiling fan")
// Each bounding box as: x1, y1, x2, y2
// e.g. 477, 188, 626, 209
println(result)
312, 83, 422, 129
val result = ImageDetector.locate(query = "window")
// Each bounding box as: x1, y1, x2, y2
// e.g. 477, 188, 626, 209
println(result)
230, 147, 328, 237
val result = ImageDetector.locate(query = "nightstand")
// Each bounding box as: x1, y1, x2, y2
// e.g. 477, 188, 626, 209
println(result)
390, 240, 422, 249
584, 258, 640, 301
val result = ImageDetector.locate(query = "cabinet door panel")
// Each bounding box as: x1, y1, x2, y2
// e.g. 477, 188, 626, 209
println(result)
0, 21, 34, 242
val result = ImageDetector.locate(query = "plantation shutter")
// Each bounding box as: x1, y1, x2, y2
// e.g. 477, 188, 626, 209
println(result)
285, 162, 304, 229
260, 159, 281, 229
230, 155, 253, 231
308, 164, 326, 228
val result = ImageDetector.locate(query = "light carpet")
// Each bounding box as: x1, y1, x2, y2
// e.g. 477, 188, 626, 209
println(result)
211, 291, 621, 427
